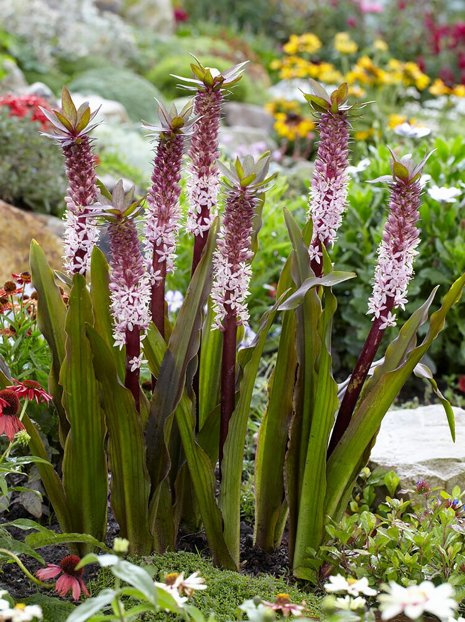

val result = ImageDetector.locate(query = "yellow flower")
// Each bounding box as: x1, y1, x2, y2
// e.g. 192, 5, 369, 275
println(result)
415, 74, 430, 90
270, 59, 282, 71
354, 129, 375, 141
453, 84, 465, 97
388, 114, 407, 129
274, 111, 315, 141
283, 32, 321, 55
373, 39, 388, 52
429, 78, 452, 96
348, 84, 366, 98
334, 32, 358, 55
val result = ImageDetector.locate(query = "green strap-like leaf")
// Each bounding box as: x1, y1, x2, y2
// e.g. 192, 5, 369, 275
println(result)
86, 326, 152, 554
254, 310, 296, 550
219, 296, 283, 566
29, 240, 69, 445
146, 222, 217, 533
199, 300, 222, 432
60, 275, 108, 551
326, 274, 465, 522
293, 289, 339, 579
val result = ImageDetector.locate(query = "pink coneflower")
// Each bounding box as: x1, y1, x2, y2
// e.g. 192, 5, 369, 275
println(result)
36, 555, 89, 601
211, 154, 275, 466
163, 571, 208, 597
144, 101, 195, 338
0, 389, 24, 441
303, 81, 352, 276
8, 379, 52, 404
177, 58, 248, 273
262, 593, 305, 618
40, 88, 100, 276
93, 181, 150, 410
328, 151, 431, 454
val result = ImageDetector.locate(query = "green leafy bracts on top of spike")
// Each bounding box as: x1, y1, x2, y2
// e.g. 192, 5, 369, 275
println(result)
175, 57, 248, 93
143, 100, 196, 139
93, 180, 145, 224
40, 87, 100, 145
219, 152, 277, 191
302, 79, 370, 116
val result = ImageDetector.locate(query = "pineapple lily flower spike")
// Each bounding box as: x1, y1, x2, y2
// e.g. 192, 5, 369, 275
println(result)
328, 149, 433, 454
93, 181, 150, 411
143, 100, 196, 340
303, 80, 369, 276
211, 152, 276, 468
40, 88, 100, 276
176, 57, 248, 274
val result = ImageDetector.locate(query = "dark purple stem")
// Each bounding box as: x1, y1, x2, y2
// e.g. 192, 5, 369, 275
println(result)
219, 310, 237, 474
125, 327, 141, 412
328, 297, 395, 456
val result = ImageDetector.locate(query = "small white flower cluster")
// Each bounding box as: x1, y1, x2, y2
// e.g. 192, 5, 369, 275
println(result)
368, 243, 418, 329
0, 590, 42, 621
308, 171, 349, 265
324, 574, 377, 612
378, 581, 457, 620
186, 171, 220, 237
324, 575, 460, 622
63, 202, 100, 275
144, 202, 180, 277
110, 277, 151, 350
211, 240, 253, 330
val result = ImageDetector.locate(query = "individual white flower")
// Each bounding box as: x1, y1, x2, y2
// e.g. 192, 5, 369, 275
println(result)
324, 574, 377, 597
154, 582, 188, 609
165, 290, 184, 314
394, 122, 431, 138
348, 157, 371, 177
163, 571, 207, 597
239, 599, 275, 621
334, 595, 367, 611
128, 355, 147, 372
427, 185, 462, 203
0, 600, 43, 621
378, 581, 457, 620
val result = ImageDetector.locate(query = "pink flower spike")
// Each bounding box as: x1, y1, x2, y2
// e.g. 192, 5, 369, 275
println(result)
36, 555, 88, 601
9, 379, 53, 404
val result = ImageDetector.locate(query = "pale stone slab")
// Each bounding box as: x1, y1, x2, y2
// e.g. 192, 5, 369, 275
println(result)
371, 405, 465, 491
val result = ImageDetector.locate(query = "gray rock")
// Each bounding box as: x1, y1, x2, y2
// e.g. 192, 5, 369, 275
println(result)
223, 102, 274, 132
23, 82, 56, 103
71, 93, 130, 124
219, 126, 277, 158
371, 405, 465, 491
125, 0, 174, 34
0, 59, 27, 94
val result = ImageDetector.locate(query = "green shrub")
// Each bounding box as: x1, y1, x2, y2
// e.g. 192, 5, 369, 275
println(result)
69, 68, 164, 122
146, 55, 266, 104
0, 110, 66, 215
89, 551, 320, 621
320, 469, 465, 601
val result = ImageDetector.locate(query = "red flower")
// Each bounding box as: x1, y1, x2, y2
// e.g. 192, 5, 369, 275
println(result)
0, 389, 24, 441
36, 555, 89, 601
12, 271, 32, 285
458, 375, 465, 393
0, 94, 52, 129
174, 7, 188, 22
8, 379, 52, 404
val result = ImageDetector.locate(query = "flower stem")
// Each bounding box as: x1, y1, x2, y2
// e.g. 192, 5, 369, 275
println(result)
219, 311, 237, 474
191, 231, 208, 276
0, 549, 52, 588
328, 299, 394, 456
125, 327, 141, 412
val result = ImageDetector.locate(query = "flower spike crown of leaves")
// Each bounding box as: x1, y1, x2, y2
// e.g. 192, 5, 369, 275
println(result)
92, 179, 145, 224
143, 99, 197, 139
370, 147, 435, 186
173, 55, 249, 93
302, 78, 371, 117
218, 151, 277, 192
39, 87, 100, 145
